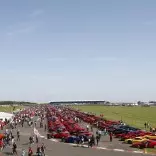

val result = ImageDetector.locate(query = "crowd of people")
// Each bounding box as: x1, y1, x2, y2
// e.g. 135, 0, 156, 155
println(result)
0, 107, 46, 156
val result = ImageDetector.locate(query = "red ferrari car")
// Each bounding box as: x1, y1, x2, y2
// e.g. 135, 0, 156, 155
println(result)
132, 140, 156, 149
48, 131, 70, 139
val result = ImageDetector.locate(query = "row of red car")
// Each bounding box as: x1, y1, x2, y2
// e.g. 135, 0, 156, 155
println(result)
46, 105, 93, 140
46, 106, 156, 149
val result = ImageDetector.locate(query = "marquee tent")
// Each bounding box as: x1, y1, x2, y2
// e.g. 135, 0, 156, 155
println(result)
0, 112, 14, 121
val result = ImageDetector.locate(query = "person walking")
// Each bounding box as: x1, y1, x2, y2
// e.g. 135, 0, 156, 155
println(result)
12, 142, 17, 155
36, 135, 39, 144
17, 129, 20, 141
29, 136, 33, 144
28, 147, 33, 156
86, 125, 89, 131
11, 136, 15, 145
36, 146, 42, 156
41, 143, 46, 156
96, 135, 100, 146
109, 132, 113, 142
91, 125, 93, 132
144, 122, 147, 129
44, 124, 47, 132
0, 139, 4, 151
21, 149, 26, 156
34, 121, 37, 127
80, 136, 84, 147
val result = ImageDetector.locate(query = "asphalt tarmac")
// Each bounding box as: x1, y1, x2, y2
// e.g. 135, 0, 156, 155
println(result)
1, 116, 152, 156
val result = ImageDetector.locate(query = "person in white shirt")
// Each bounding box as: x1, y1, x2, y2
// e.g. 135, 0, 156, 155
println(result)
12, 137, 15, 145
86, 125, 89, 131
21, 149, 26, 156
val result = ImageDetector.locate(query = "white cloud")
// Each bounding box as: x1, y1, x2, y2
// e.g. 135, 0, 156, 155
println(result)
30, 9, 44, 18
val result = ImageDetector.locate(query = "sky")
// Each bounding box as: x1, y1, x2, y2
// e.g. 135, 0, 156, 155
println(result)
0, 0, 156, 103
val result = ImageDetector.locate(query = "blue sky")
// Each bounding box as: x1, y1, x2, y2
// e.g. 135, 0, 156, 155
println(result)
0, 0, 156, 102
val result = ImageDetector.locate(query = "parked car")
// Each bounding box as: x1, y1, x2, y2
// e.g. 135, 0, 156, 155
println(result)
131, 140, 156, 149
64, 136, 82, 143
47, 131, 70, 139
125, 137, 148, 144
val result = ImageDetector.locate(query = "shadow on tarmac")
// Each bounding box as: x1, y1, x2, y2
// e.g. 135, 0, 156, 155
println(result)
3, 152, 13, 155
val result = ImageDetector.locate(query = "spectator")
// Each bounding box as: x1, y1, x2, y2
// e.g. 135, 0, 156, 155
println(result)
80, 136, 84, 146
150, 127, 152, 132
41, 143, 46, 156
36, 146, 41, 156
0, 139, 4, 151
17, 129, 20, 141
86, 125, 89, 131
21, 149, 26, 156
96, 135, 100, 146
11, 136, 15, 145
12, 142, 17, 155
28, 147, 33, 156
109, 132, 113, 142
36, 135, 39, 143
144, 122, 147, 129
44, 124, 47, 132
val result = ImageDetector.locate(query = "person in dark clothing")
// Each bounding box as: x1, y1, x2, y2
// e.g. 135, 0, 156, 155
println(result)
34, 121, 37, 127
41, 143, 46, 156
91, 135, 95, 146
29, 136, 33, 144
76, 136, 80, 146
17, 130, 20, 141
36, 135, 39, 143
144, 122, 147, 129
21, 120, 24, 127
36, 146, 42, 156
91, 125, 93, 132
6, 134, 10, 146
96, 135, 100, 146
12, 142, 17, 155
109, 132, 113, 142
44, 124, 47, 132
88, 135, 95, 148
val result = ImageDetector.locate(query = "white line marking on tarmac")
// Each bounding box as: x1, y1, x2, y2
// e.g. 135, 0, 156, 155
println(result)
69, 143, 76, 146
40, 135, 45, 138
133, 151, 143, 154
49, 139, 59, 142
113, 149, 125, 152
37, 129, 145, 155
97, 147, 107, 150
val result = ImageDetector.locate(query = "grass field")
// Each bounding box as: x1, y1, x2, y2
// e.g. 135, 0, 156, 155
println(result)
72, 105, 156, 129
146, 148, 156, 154
0, 105, 23, 113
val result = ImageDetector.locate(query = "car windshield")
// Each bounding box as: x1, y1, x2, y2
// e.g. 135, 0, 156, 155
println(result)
143, 141, 148, 144
135, 138, 141, 140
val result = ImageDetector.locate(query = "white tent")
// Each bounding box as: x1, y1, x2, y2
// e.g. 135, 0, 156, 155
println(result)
0, 112, 14, 121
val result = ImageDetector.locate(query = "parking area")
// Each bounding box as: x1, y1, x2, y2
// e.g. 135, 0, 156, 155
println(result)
0, 106, 153, 156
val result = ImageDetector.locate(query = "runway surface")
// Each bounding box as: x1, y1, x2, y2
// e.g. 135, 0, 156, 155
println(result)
1, 116, 153, 156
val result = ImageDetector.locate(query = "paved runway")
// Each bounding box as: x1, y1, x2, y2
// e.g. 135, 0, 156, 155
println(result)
1, 116, 152, 156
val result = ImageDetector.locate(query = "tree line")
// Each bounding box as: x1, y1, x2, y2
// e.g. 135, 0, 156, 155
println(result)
0, 101, 37, 106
